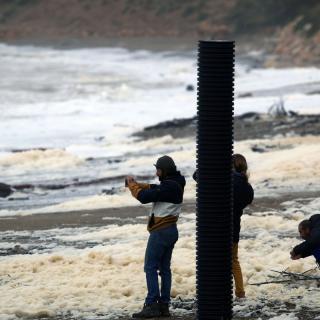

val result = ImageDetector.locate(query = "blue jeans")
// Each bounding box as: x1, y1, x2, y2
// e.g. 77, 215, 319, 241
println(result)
144, 224, 179, 305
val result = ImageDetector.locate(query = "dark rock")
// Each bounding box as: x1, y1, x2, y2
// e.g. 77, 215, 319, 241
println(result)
307, 90, 320, 95
133, 117, 197, 139
238, 92, 253, 98
288, 110, 299, 117
11, 147, 48, 153
8, 196, 29, 201
86, 157, 122, 164
107, 158, 122, 164
12, 183, 34, 190
144, 117, 196, 131
186, 84, 195, 91
251, 145, 267, 153
0, 183, 13, 198
0, 245, 30, 256
101, 188, 117, 195
251, 143, 292, 153
237, 112, 260, 120
171, 298, 196, 311
12, 245, 29, 254
133, 112, 320, 142
42, 184, 68, 190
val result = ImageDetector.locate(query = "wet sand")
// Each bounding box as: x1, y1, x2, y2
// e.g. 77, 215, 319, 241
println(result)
1, 191, 318, 232
0, 202, 195, 231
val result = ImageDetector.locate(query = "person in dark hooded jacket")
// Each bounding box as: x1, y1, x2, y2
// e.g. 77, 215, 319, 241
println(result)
193, 153, 254, 298
126, 155, 186, 318
231, 154, 254, 298
291, 214, 320, 265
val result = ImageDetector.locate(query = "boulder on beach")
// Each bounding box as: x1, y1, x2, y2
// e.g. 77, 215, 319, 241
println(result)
0, 183, 13, 198
186, 84, 195, 91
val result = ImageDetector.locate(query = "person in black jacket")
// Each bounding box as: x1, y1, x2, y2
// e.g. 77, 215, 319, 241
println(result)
193, 153, 254, 298
291, 214, 320, 265
126, 155, 186, 318
232, 154, 254, 298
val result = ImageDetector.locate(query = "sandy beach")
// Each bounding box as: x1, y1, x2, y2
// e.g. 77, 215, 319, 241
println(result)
1, 191, 319, 232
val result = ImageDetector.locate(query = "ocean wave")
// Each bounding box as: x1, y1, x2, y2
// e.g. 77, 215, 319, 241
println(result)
0, 149, 83, 170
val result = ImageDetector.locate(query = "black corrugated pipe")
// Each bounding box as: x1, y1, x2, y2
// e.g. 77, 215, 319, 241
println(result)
196, 40, 234, 320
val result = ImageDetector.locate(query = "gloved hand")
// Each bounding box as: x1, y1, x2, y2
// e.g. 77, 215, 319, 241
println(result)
125, 176, 136, 187
290, 250, 302, 260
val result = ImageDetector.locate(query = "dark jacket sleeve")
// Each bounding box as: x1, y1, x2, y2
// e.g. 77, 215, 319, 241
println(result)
248, 184, 254, 206
137, 181, 183, 204
233, 175, 254, 243
293, 229, 320, 258
193, 170, 198, 182
136, 184, 161, 204
234, 179, 254, 210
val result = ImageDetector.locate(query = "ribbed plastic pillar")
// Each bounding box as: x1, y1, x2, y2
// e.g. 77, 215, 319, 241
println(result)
196, 40, 234, 320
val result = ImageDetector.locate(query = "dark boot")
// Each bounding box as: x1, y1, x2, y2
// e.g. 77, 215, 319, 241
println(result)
132, 303, 161, 318
158, 302, 170, 317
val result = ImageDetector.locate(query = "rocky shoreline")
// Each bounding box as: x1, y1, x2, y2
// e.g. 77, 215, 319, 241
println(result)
134, 112, 320, 142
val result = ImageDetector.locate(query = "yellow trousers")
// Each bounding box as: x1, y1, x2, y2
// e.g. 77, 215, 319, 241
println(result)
232, 243, 245, 298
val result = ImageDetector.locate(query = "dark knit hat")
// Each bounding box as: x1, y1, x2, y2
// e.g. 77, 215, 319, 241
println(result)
154, 155, 176, 173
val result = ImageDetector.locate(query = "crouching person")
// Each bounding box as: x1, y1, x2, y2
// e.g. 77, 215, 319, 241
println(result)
290, 214, 320, 266
126, 155, 185, 318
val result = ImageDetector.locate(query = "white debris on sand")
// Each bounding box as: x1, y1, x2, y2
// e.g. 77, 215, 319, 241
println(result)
1, 194, 320, 319
268, 314, 298, 320
0, 193, 140, 217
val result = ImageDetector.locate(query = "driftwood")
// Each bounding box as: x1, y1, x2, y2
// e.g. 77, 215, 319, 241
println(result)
250, 268, 320, 286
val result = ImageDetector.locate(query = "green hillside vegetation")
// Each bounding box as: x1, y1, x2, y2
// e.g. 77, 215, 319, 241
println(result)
229, 0, 320, 36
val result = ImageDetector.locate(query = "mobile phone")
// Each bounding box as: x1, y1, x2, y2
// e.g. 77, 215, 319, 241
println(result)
125, 178, 128, 187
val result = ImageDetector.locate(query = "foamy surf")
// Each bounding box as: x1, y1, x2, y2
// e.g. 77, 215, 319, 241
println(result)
1, 135, 320, 217
0, 196, 319, 319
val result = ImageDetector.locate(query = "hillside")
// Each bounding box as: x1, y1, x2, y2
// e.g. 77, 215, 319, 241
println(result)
0, 0, 319, 65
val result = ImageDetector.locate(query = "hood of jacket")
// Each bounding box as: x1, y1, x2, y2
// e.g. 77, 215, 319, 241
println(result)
160, 171, 186, 188
310, 214, 320, 230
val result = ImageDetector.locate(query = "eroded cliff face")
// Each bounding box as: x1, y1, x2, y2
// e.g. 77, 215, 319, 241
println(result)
0, 0, 319, 66
0, 0, 235, 39
271, 19, 320, 67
